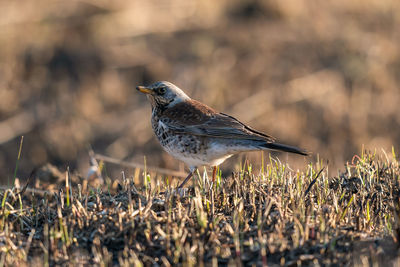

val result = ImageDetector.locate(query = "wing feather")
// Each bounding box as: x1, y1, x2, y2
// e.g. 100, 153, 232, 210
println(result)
161, 101, 275, 142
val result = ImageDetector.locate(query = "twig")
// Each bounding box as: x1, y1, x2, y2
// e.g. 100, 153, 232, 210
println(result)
94, 153, 187, 178
0, 185, 52, 195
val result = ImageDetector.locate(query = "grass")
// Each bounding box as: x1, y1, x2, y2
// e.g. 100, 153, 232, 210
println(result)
0, 150, 400, 266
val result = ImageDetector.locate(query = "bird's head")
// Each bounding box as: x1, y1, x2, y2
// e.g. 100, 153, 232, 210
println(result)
136, 81, 190, 109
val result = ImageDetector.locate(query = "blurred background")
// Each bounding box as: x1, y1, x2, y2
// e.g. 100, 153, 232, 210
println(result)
0, 0, 399, 184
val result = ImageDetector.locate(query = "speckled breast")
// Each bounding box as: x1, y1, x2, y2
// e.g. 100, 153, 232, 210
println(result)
151, 114, 205, 160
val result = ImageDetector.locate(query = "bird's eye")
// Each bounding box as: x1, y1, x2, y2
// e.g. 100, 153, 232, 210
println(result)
158, 87, 166, 94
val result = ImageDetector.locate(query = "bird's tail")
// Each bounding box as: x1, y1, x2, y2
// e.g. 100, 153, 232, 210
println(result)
261, 142, 309, 156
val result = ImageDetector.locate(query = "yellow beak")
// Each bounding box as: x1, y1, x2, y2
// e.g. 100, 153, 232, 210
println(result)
136, 85, 153, 94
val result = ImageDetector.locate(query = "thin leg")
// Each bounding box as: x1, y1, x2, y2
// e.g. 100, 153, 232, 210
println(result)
178, 168, 196, 188
212, 166, 217, 184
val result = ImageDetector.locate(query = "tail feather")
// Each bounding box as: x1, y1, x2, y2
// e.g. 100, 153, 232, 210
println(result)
262, 142, 309, 156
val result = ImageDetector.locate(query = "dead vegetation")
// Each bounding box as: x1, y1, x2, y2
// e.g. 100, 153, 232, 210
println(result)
1, 150, 400, 266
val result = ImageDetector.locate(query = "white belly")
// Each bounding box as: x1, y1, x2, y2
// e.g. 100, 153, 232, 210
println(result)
162, 140, 234, 168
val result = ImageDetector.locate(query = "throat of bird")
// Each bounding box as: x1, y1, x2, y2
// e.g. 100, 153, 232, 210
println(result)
153, 98, 172, 110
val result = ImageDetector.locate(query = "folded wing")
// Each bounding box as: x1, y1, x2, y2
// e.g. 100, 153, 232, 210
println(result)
162, 101, 275, 142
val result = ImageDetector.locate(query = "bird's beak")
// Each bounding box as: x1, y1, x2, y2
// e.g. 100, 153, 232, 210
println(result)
136, 85, 153, 94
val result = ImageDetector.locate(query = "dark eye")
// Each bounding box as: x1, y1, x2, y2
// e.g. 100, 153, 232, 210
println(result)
158, 87, 166, 94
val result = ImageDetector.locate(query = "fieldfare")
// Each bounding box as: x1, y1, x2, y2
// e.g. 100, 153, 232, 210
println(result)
137, 81, 308, 188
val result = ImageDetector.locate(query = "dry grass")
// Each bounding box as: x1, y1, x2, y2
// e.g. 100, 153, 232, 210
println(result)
1, 150, 399, 266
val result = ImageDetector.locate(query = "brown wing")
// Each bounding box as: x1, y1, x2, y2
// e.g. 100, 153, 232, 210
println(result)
161, 100, 275, 142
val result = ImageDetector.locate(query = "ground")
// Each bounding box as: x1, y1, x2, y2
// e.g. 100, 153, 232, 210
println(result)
1, 150, 399, 266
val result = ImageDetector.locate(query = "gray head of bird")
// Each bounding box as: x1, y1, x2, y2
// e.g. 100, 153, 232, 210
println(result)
136, 81, 190, 109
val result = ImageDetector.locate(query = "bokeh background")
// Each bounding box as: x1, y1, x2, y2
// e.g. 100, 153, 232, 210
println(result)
1, 0, 399, 184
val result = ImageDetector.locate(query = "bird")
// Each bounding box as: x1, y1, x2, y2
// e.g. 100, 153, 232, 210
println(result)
137, 81, 308, 188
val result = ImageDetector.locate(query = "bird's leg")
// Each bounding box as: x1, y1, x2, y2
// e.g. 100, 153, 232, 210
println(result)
212, 166, 217, 184
177, 168, 196, 188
